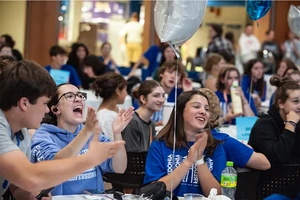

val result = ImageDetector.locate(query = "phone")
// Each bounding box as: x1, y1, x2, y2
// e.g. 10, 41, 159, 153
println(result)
35, 187, 54, 200
83, 189, 105, 195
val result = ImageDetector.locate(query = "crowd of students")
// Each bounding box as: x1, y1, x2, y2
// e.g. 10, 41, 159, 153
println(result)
0, 25, 299, 199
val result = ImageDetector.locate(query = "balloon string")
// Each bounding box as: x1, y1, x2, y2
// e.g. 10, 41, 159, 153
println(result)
256, 21, 259, 27
169, 43, 180, 200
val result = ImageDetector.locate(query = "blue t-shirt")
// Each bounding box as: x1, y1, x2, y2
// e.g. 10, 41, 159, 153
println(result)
212, 129, 253, 168
31, 124, 113, 195
45, 65, 82, 88
241, 75, 267, 102
215, 90, 257, 125
99, 56, 118, 71
143, 45, 162, 76
144, 140, 226, 197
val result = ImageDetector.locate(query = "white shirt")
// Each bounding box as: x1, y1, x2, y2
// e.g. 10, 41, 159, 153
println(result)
238, 33, 261, 64
97, 109, 118, 141
120, 21, 143, 44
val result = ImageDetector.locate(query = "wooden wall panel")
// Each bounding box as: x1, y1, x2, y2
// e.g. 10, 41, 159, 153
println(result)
25, 1, 59, 66
273, 1, 296, 45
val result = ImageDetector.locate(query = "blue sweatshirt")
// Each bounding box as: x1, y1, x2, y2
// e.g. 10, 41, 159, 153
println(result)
31, 124, 114, 196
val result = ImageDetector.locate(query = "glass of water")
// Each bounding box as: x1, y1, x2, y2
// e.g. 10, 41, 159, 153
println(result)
122, 194, 143, 200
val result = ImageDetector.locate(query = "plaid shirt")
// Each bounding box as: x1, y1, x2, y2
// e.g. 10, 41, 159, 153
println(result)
206, 36, 235, 58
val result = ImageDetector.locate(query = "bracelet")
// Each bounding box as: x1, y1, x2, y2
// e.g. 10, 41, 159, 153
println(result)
195, 156, 205, 166
285, 121, 297, 127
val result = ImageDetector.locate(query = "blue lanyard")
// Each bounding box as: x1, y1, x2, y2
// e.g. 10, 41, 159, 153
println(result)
2, 131, 22, 189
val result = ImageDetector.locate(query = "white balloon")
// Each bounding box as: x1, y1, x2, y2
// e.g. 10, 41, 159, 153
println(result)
154, 0, 208, 46
288, 5, 300, 37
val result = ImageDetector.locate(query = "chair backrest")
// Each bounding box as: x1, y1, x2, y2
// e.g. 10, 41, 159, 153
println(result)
125, 151, 148, 175
235, 168, 261, 200
258, 164, 300, 199
103, 152, 148, 189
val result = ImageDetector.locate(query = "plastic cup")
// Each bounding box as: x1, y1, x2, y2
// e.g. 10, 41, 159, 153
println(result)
163, 102, 174, 125
183, 193, 204, 200
122, 194, 142, 200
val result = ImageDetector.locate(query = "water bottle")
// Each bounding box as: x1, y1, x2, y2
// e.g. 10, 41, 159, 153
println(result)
230, 80, 243, 115
221, 161, 237, 200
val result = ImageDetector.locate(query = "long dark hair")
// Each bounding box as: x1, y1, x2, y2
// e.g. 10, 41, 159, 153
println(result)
155, 90, 219, 156
244, 59, 265, 97
67, 43, 89, 70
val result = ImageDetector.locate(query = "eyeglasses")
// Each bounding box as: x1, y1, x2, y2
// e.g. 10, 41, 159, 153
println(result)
57, 92, 87, 103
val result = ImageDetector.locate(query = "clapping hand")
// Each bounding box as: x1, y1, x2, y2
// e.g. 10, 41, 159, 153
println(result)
187, 132, 208, 165
112, 107, 134, 135
84, 107, 101, 135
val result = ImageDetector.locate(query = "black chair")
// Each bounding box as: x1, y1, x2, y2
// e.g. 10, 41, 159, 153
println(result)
2, 188, 15, 200
257, 164, 300, 199
103, 152, 148, 193
235, 168, 261, 200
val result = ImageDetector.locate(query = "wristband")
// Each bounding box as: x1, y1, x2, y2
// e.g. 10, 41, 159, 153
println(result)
285, 121, 297, 127
195, 156, 205, 166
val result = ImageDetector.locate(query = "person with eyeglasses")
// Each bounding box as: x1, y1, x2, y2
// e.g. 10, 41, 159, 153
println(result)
31, 83, 134, 195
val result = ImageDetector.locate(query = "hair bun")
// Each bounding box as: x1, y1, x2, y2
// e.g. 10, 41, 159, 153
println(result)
270, 75, 283, 88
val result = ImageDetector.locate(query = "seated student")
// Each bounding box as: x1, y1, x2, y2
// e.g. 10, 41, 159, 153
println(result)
45, 45, 82, 88
276, 58, 298, 78
152, 45, 177, 81
241, 59, 266, 110
199, 88, 270, 170
92, 72, 128, 141
0, 44, 13, 57
0, 61, 124, 198
215, 66, 257, 125
144, 90, 225, 197
151, 61, 193, 125
248, 76, 300, 164
82, 54, 111, 89
31, 83, 133, 195
122, 80, 165, 152
0, 55, 15, 73
99, 42, 120, 74
270, 67, 300, 107
204, 53, 225, 92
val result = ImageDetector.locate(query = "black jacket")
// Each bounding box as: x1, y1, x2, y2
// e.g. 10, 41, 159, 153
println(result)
248, 105, 300, 164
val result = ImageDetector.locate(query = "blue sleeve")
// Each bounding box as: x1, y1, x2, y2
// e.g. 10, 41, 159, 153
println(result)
31, 130, 60, 162
44, 65, 51, 72
98, 134, 114, 173
68, 66, 82, 87
144, 141, 167, 184
241, 75, 250, 93
221, 137, 254, 168
209, 144, 227, 182
144, 46, 158, 62
151, 109, 163, 122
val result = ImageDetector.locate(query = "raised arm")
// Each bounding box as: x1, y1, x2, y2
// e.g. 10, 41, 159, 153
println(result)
0, 135, 125, 192
249, 111, 299, 164
128, 56, 147, 77
112, 107, 134, 173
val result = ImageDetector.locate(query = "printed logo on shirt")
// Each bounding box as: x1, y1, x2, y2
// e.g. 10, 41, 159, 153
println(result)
68, 149, 97, 182
166, 154, 214, 186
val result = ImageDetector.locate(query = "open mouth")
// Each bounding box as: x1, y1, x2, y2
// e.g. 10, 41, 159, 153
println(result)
168, 80, 175, 85
73, 105, 83, 115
